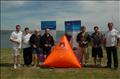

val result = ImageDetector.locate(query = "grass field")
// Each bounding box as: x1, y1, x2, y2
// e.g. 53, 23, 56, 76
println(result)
0, 47, 120, 79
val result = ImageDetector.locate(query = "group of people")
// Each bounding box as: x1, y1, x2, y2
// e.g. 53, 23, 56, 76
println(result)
10, 25, 54, 69
76, 22, 120, 69
10, 22, 120, 69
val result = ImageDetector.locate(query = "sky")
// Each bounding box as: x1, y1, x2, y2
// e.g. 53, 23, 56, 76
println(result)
1, 1, 120, 31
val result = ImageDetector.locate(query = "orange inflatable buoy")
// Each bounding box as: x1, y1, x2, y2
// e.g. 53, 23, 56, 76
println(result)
43, 35, 81, 68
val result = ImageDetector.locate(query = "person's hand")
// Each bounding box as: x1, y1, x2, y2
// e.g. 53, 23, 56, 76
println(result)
48, 44, 52, 47
45, 44, 48, 47
83, 41, 87, 44
33, 45, 37, 48
16, 41, 20, 45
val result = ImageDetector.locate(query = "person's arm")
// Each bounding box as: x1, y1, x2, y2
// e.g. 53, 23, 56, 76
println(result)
103, 34, 106, 47
86, 34, 91, 43
29, 35, 36, 48
10, 32, 20, 44
116, 32, 120, 46
51, 36, 55, 46
100, 33, 104, 47
91, 34, 94, 47
76, 33, 80, 44
48, 35, 54, 47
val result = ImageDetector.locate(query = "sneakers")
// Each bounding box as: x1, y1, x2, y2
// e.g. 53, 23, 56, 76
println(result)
17, 64, 21, 67
13, 64, 21, 69
14, 64, 17, 69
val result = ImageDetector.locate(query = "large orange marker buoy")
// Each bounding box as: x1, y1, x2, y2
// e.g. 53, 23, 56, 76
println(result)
43, 35, 81, 68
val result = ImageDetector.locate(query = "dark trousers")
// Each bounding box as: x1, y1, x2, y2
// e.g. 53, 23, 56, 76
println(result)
43, 47, 51, 57
23, 47, 32, 66
106, 46, 118, 68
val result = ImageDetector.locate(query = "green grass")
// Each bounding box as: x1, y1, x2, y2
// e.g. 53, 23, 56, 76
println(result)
1, 47, 120, 79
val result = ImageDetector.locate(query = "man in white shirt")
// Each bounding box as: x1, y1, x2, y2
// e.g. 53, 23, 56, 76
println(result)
104, 22, 120, 69
10, 25, 22, 69
22, 27, 32, 66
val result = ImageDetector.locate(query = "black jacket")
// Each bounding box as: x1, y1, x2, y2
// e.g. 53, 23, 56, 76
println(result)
29, 34, 42, 48
40, 33, 54, 49
76, 32, 90, 47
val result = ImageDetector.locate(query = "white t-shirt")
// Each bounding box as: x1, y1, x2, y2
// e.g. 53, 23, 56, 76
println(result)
22, 33, 31, 48
10, 31, 22, 49
105, 29, 120, 47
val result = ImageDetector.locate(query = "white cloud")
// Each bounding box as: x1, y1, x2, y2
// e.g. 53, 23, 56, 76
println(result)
1, 1, 26, 7
1, 1, 120, 31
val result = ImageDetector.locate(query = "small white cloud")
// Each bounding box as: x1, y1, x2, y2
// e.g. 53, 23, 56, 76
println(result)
1, 1, 26, 6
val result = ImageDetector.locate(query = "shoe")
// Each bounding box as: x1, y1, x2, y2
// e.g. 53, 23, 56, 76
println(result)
114, 67, 118, 70
97, 64, 102, 67
33, 65, 37, 68
17, 64, 21, 67
104, 66, 111, 68
14, 64, 17, 69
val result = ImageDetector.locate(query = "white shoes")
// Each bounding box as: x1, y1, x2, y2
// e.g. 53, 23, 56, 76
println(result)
17, 64, 21, 67
14, 64, 17, 69
14, 64, 21, 69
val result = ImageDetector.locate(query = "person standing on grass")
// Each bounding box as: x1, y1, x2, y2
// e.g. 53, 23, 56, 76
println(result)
10, 25, 22, 69
29, 28, 42, 67
104, 22, 120, 69
22, 27, 32, 67
76, 26, 90, 66
91, 26, 103, 67
41, 28, 55, 59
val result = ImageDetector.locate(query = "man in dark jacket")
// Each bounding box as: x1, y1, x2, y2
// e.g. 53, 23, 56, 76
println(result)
76, 26, 90, 66
41, 28, 55, 58
29, 28, 42, 67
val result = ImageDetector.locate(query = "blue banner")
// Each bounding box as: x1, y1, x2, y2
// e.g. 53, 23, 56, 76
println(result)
41, 21, 56, 30
65, 20, 81, 31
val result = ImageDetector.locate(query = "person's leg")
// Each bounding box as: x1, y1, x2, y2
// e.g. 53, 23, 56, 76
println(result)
77, 47, 81, 63
98, 47, 103, 66
43, 48, 47, 59
32, 54, 37, 67
98, 57, 102, 66
81, 47, 84, 65
29, 50, 32, 65
46, 47, 51, 58
106, 47, 112, 68
32, 49, 38, 67
84, 47, 89, 65
78, 47, 83, 64
36, 48, 42, 65
13, 48, 17, 68
23, 48, 26, 65
25, 47, 32, 66
28, 47, 32, 65
17, 55, 21, 66
23, 48, 28, 65
15, 49, 21, 67
112, 46, 118, 68
94, 57, 97, 66
13, 56, 17, 69
92, 47, 97, 66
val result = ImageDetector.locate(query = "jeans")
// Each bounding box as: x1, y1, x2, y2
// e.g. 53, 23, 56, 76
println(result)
106, 46, 118, 68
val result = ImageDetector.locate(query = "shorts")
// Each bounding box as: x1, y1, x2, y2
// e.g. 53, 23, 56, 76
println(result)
12, 48, 21, 56
92, 47, 103, 58
32, 48, 43, 54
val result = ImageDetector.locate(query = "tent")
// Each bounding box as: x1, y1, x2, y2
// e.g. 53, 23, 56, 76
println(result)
43, 35, 81, 68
